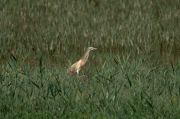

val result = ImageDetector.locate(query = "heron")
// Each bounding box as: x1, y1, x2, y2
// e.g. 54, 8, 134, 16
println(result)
67, 47, 97, 75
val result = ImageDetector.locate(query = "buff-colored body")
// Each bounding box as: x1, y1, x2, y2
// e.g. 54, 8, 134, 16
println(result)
67, 47, 97, 75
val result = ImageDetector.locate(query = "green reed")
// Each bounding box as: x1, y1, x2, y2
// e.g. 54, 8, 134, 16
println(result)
1, 53, 180, 118
0, 0, 180, 66
0, 0, 180, 118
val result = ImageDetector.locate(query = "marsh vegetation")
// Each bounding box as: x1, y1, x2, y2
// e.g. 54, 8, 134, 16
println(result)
0, 0, 180, 118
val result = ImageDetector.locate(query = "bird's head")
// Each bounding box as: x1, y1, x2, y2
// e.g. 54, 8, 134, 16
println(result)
88, 47, 97, 51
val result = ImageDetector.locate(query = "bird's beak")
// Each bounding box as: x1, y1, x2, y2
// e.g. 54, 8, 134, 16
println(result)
93, 48, 97, 50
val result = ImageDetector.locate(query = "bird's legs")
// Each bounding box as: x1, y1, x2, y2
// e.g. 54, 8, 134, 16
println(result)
76, 69, 87, 78
77, 69, 80, 76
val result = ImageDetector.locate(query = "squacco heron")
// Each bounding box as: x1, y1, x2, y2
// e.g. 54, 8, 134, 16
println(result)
67, 47, 97, 75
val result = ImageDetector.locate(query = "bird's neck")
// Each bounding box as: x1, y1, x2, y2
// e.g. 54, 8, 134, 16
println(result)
81, 50, 90, 63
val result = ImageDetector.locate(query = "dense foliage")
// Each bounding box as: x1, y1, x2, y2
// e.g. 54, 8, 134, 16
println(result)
0, 0, 180, 118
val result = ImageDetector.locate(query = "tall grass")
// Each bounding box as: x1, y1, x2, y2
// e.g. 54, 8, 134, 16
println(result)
1, 54, 180, 118
0, 0, 180, 66
1, 0, 180, 118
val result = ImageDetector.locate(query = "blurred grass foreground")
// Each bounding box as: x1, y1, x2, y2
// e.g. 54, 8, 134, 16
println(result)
1, 0, 180, 118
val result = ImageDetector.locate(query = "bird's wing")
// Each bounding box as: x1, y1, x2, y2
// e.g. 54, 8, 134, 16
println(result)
67, 60, 82, 73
